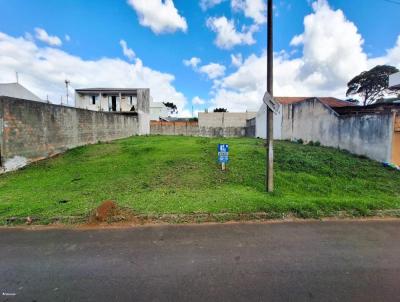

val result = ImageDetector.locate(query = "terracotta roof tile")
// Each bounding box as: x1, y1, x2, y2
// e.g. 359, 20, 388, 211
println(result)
275, 97, 355, 108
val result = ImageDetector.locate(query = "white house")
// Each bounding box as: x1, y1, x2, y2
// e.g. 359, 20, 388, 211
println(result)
0, 83, 43, 103
390, 72, 400, 89
255, 97, 353, 139
75, 88, 149, 112
150, 101, 169, 120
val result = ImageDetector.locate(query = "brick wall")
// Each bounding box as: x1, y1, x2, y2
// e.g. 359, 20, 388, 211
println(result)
0, 97, 140, 172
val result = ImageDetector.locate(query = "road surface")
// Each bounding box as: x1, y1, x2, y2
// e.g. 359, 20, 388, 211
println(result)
1, 221, 400, 301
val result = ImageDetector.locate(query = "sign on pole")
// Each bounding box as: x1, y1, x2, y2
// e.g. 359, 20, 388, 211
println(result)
263, 91, 279, 114
218, 144, 229, 170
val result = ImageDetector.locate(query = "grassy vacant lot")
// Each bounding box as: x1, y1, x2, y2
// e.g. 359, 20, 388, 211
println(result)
1, 136, 400, 223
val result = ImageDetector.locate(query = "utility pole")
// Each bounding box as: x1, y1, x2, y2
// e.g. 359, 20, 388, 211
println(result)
15, 72, 19, 84
266, 0, 274, 192
65, 79, 70, 106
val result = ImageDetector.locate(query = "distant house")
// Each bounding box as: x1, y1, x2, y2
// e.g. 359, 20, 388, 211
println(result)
390, 72, 400, 89
75, 88, 149, 112
0, 83, 43, 103
150, 101, 169, 120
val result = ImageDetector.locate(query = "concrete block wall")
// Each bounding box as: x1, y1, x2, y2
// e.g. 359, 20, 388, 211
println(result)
339, 113, 394, 163
199, 112, 256, 128
199, 127, 246, 137
137, 89, 150, 135
150, 121, 199, 136
281, 99, 340, 148
279, 98, 394, 163
246, 118, 256, 137
150, 121, 248, 137
0, 97, 140, 172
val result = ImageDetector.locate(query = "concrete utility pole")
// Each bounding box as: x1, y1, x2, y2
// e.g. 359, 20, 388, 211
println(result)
65, 80, 70, 106
266, 0, 274, 192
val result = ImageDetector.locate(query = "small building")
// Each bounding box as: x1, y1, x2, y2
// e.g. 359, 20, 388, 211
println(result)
150, 101, 169, 120
256, 97, 353, 139
256, 96, 400, 165
0, 83, 43, 103
75, 88, 149, 112
75, 88, 151, 135
389, 72, 400, 89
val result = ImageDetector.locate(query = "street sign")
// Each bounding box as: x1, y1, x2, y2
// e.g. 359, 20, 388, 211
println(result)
218, 144, 229, 164
263, 91, 279, 113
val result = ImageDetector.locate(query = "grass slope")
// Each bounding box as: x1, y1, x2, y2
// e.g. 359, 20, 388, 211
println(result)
1, 136, 400, 223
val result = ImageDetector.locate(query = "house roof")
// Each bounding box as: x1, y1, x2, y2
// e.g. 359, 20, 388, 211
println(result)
275, 97, 355, 108
0, 83, 43, 103
75, 88, 147, 94
334, 102, 400, 115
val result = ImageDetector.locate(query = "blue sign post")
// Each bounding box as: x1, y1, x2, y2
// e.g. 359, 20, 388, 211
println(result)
218, 144, 229, 170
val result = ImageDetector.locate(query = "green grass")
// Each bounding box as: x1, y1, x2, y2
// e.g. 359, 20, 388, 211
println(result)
1, 135, 400, 223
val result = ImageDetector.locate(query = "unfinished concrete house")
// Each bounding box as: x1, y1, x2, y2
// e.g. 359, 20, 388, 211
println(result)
75, 88, 149, 113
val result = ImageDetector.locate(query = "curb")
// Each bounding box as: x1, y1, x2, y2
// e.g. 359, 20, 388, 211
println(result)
3, 209, 400, 226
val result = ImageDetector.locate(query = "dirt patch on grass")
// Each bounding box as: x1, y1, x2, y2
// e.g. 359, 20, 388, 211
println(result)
87, 201, 145, 225
89, 200, 118, 223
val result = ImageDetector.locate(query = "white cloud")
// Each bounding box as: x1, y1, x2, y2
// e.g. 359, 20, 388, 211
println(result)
192, 96, 206, 105
200, 0, 225, 10
0, 32, 187, 111
386, 36, 400, 65
206, 16, 258, 49
231, 53, 243, 67
290, 34, 303, 46
127, 0, 187, 34
65, 35, 71, 42
209, 0, 400, 112
292, 0, 368, 91
34, 28, 62, 47
183, 57, 201, 68
231, 0, 267, 24
199, 63, 226, 79
369, 35, 400, 68
120, 39, 136, 61
183, 57, 225, 80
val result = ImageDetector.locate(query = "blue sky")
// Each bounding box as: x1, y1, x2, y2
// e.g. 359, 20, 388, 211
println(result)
0, 0, 399, 113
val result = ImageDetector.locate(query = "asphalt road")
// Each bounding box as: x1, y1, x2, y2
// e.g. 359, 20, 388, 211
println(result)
1, 221, 400, 302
